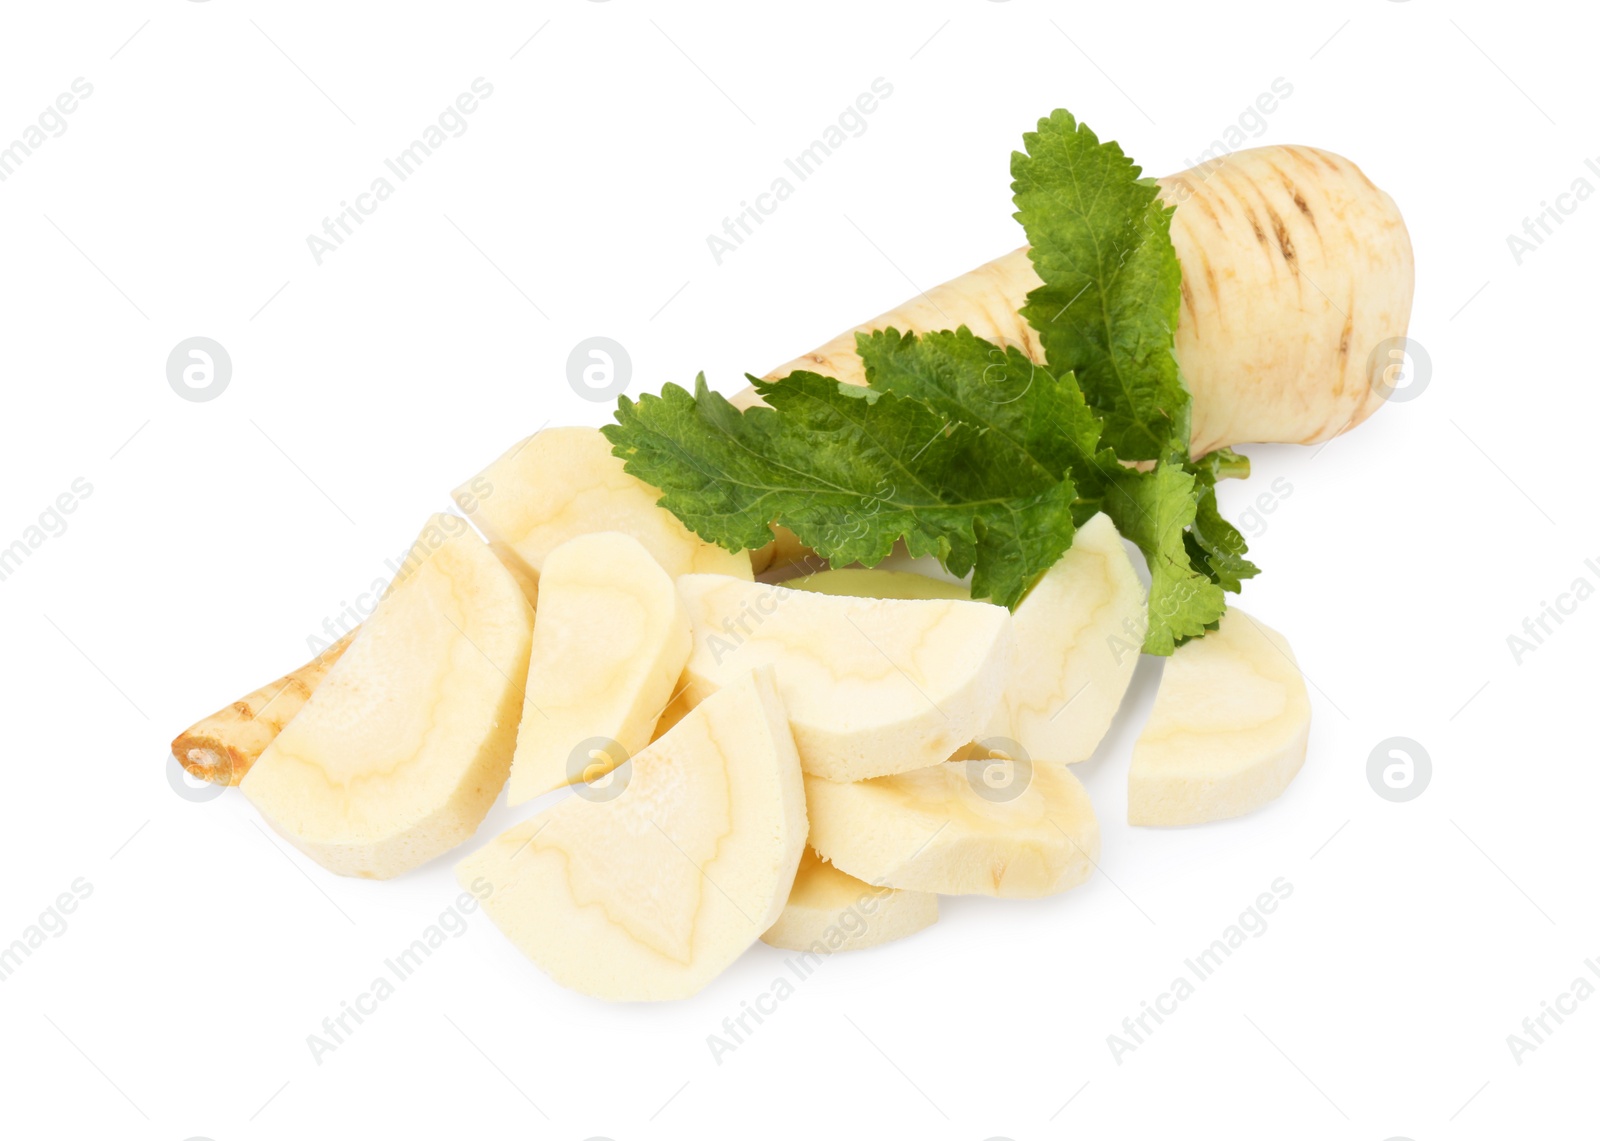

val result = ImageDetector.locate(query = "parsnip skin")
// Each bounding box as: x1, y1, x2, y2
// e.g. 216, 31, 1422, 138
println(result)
170, 629, 356, 786
742, 145, 1414, 456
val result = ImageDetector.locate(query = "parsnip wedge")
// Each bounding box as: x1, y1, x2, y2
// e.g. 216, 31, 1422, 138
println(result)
676, 575, 1011, 781
455, 426, 752, 591
805, 759, 1098, 898
506, 532, 691, 805
1128, 608, 1310, 826
987, 513, 1146, 763
458, 668, 806, 1002
760, 849, 936, 953
241, 515, 534, 879
785, 567, 969, 601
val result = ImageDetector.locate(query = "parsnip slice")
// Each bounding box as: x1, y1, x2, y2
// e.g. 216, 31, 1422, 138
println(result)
987, 513, 1146, 763
785, 567, 969, 601
455, 426, 751, 591
506, 532, 691, 805
241, 515, 534, 879
1128, 608, 1311, 826
459, 668, 806, 1002
760, 849, 936, 953
676, 575, 1011, 781
805, 760, 1099, 898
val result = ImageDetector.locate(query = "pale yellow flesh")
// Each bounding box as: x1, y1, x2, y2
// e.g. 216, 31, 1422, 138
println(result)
986, 513, 1146, 764
740, 146, 1413, 456
242, 514, 535, 879
507, 532, 691, 805
805, 760, 1099, 898
761, 849, 937, 953
457, 668, 807, 1002
786, 567, 970, 601
453, 426, 753, 591
675, 575, 1012, 781
1129, 608, 1311, 826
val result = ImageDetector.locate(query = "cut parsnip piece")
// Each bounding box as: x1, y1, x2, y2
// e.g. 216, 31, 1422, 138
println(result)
986, 513, 1146, 763
760, 849, 937, 953
676, 575, 1011, 781
1129, 608, 1311, 826
241, 515, 534, 879
785, 567, 970, 601
454, 426, 751, 590
171, 628, 356, 786
507, 533, 691, 805
458, 668, 806, 1002
806, 760, 1098, 898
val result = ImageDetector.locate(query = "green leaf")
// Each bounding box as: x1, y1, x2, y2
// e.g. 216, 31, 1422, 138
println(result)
1187, 453, 1261, 593
1011, 109, 1189, 462
1100, 463, 1227, 655
603, 371, 1078, 608
854, 326, 1109, 493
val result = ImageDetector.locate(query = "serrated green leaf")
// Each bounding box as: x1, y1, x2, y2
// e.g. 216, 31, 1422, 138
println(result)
1012, 109, 1190, 462
604, 371, 1077, 608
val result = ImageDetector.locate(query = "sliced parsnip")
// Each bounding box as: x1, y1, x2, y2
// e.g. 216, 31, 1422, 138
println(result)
986, 513, 1146, 763
785, 567, 970, 601
760, 849, 936, 953
1128, 608, 1311, 826
241, 515, 534, 879
676, 575, 1011, 781
507, 532, 691, 805
805, 759, 1098, 898
458, 668, 806, 1002
454, 426, 752, 591
171, 628, 356, 786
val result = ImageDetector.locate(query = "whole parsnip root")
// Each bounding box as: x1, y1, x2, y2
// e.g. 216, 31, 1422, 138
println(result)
740, 145, 1415, 457
170, 630, 356, 785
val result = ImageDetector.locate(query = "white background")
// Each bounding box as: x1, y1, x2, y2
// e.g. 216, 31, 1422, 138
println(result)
0, 1, 1594, 1138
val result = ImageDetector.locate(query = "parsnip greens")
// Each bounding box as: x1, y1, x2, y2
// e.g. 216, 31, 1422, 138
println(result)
605, 108, 1258, 652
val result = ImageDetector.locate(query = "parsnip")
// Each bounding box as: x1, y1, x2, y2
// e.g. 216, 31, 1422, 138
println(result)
742, 145, 1414, 456
458, 668, 806, 1002
805, 759, 1099, 898
760, 849, 937, 953
456, 426, 753, 589
506, 532, 691, 805
242, 515, 534, 879
675, 574, 1012, 781
986, 513, 1146, 764
170, 630, 355, 785
1128, 608, 1311, 826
